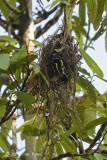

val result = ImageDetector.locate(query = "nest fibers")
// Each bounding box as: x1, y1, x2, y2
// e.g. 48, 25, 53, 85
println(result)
26, 33, 81, 116
26, 33, 81, 99
40, 33, 81, 88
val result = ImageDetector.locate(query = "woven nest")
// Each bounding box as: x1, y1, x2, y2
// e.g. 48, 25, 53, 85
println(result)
40, 33, 81, 86
26, 33, 81, 101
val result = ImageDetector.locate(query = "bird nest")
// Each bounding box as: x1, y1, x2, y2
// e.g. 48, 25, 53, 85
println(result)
26, 33, 81, 103
40, 33, 81, 87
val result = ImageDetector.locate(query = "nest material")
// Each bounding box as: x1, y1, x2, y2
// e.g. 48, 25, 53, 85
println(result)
25, 33, 81, 117
40, 33, 81, 87
26, 33, 81, 97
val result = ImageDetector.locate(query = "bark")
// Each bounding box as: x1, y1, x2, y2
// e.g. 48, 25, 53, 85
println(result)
21, 1, 36, 160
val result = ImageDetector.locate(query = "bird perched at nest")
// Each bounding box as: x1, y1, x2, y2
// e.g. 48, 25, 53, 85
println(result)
49, 54, 68, 83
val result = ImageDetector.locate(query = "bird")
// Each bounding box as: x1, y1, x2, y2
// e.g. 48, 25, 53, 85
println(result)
50, 54, 68, 83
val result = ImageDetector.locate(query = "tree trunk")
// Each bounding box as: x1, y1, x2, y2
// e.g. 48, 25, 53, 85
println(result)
20, 0, 36, 160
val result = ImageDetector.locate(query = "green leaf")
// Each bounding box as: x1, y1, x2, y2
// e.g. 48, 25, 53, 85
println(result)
0, 54, 10, 70
87, 0, 98, 24
79, 0, 86, 25
31, 40, 43, 47
10, 46, 26, 63
60, 0, 70, 6
50, 0, 60, 8
80, 48, 103, 78
0, 0, 9, 19
0, 73, 10, 85
94, 153, 103, 160
16, 91, 35, 110
9, 0, 16, 7
105, 29, 107, 52
93, 0, 105, 30
84, 117, 106, 131
0, 105, 6, 118
78, 68, 90, 77
104, 0, 107, 11
77, 76, 96, 103
84, 109, 96, 136
17, 119, 36, 133
72, 114, 87, 138
33, 64, 40, 74
60, 137, 77, 153
0, 36, 17, 45
55, 143, 64, 155
16, 46, 26, 60
23, 125, 46, 136
40, 72, 49, 87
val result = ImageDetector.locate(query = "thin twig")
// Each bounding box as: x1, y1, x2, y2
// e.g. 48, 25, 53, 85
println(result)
85, 121, 107, 153
9, 67, 21, 90
0, 105, 17, 126
35, 6, 63, 39
34, 4, 61, 24
93, 130, 107, 153
51, 152, 93, 160
40, 130, 54, 160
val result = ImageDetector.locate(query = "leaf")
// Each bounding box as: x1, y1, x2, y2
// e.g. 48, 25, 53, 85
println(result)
9, 0, 16, 7
0, 36, 17, 45
50, 0, 60, 8
94, 153, 103, 160
0, 54, 10, 70
79, 0, 86, 25
84, 117, 106, 131
77, 76, 96, 103
80, 48, 103, 78
16, 91, 35, 110
17, 119, 36, 133
93, 0, 105, 30
16, 46, 26, 60
55, 143, 64, 155
104, 0, 107, 11
33, 64, 40, 74
23, 125, 46, 136
40, 72, 49, 87
78, 68, 90, 76
60, 137, 77, 153
87, 0, 98, 24
72, 114, 87, 138
60, 0, 70, 6
84, 109, 96, 136
0, 130, 11, 152
0, 0, 9, 19
0, 105, 6, 118
95, 75, 107, 83
105, 29, 107, 52
31, 40, 43, 47
0, 73, 10, 85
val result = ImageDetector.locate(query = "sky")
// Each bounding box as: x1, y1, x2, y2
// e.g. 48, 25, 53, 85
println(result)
0, 0, 107, 158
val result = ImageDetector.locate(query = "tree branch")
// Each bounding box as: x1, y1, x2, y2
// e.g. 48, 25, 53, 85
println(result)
50, 152, 93, 160
85, 120, 107, 153
34, 4, 61, 24
35, 7, 63, 39
0, 105, 17, 126
84, 16, 107, 51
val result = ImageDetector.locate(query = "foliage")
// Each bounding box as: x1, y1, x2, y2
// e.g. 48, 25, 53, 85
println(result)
0, 0, 107, 160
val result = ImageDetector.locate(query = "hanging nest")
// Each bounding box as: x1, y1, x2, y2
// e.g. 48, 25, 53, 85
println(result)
26, 33, 81, 116
40, 33, 81, 87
